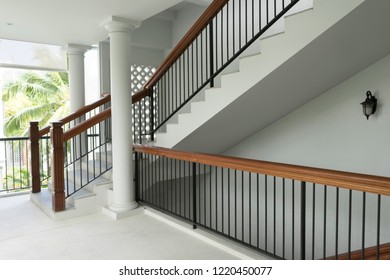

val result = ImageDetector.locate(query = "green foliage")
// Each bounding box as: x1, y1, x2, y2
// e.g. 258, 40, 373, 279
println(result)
2, 71, 69, 136
2, 167, 31, 190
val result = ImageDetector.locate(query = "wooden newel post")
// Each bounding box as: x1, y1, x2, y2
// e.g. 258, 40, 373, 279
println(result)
29, 121, 41, 193
50, 122, 65, 212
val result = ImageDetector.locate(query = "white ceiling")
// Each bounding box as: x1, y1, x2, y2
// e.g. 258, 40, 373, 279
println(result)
0, 0, 209, 47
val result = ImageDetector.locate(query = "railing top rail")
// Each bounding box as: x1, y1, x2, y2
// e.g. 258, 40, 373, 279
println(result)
134, 144, 390, 196
142, 0, 229, 90
63, 108, 111, 141
0, 136, 29, 141
38, 94, 111, 137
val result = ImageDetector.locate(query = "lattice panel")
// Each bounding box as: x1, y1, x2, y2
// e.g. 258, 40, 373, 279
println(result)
131, 65, 157, 143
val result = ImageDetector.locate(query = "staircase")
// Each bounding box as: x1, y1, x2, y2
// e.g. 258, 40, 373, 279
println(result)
31, 148, 113, 220
155, 0, 390, 154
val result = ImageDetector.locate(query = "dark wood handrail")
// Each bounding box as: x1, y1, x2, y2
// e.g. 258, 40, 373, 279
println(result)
38, 94, 111, 137
133, 144, 390, 196
143, 0, 229, 89
63, 108, 111, 141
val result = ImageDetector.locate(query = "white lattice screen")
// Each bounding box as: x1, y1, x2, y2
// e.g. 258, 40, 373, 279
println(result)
131, 65, 157, 142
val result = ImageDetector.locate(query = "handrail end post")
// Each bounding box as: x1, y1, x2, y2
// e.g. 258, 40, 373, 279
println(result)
50, 121, 65, 212
29, 121, 41, 193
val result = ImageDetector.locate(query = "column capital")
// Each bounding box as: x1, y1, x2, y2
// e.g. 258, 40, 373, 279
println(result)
104, 16, 141, 34
67, 44, 92, 55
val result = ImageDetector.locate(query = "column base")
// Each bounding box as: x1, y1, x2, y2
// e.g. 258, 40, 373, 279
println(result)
102, 202, 140, 220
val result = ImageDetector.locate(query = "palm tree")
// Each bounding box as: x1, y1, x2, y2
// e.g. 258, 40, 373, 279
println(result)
2, 71, 69, 136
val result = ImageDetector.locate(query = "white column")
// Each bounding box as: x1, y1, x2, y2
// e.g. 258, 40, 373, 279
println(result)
103, 17, 140, 218
67, 44, 91, 113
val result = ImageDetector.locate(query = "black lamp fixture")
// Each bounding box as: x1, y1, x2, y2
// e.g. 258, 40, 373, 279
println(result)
360, 91, 377, 120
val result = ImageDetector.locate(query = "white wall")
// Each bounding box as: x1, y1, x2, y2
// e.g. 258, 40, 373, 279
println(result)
225, 53, 390, 178
171, 3, 206, 50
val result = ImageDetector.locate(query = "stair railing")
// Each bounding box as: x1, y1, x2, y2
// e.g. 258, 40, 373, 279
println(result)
50, 108, 112, 211
29, 94, 111, 200
134, 144, 390, 260
132, 0, 301, 140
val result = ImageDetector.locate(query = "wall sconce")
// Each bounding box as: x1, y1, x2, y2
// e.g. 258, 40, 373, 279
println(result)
360, 91, 377, 120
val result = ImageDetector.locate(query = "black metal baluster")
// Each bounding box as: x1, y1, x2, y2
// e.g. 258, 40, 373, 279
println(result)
348, 189, 352, 259
239, 0, 242, 48
377, 194, 381, 260
312, 183, 316, 260
292, 180, 295, 259
265, 175, 268, 252
362, 192, 366, 260
221, 8, 224, 67
228, 169, 231, 237
203, 164, 207, 226
235, 169, 237, 238
323, 185, 327, 259
222, 167, 224, 234
282, 178, 286, 259
301, 181, 306, 260
249, 172, 252, 246
273, 176, 276, 254
241, 170, 244, 243
335, 187, 339, 260
192, 162, 197, 229
209, 165, 212, 228
257, 174, 260, 249
215, 166, 218, 231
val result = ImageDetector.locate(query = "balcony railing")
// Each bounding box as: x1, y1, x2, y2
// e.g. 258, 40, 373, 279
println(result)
134, 145, 390, 260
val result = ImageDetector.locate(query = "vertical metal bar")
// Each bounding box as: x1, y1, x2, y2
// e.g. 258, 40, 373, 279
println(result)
192, 162, 197, 229
323, 185, 327, 260
221, 8, 224, 66
215, 166, 218, 231
221, 167, 224, 234
228, 169, 231, 236
187, 49, 190, 99
204, 164, 207, 225
249, 172, 252, 246
191, 43, 195, 98
209, 165, 212, 228
282, 178, 286, 259
239, 0, 242, 48
18, 140, 22, 188
235, 169, 237, 238
362, 192, 366, 260
209, 21, 214, 87
241, 170, 244, 243
257, 174, 260, 249
273, 176, 276, 254
300, 181, 306, 260
149, 87, 155, 141
377, 195, 381, 260
233, 0, 236, 54
180, 160, 183, 217
245, 0, 248, 43
312, 183, 316, 260
335, 187, 340, 260
226, 1, 229, 61
252, 0, 255, 37
265, 175, 268, 252
135, 152, 139, 201
348, 189, 352, 259
292, 180, 295, 259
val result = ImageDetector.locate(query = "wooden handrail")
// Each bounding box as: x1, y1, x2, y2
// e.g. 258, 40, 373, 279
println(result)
133, 144, 390, 196
132, 88, 149, 104
63, 108, 111, 141
38, 94, 111, 137
143, 0, 229, 89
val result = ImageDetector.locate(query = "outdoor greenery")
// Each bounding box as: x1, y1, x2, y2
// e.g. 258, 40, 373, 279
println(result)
1, 71, 69, 136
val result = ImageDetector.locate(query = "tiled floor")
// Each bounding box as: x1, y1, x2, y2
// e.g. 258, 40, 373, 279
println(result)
0, 194, 264, 260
